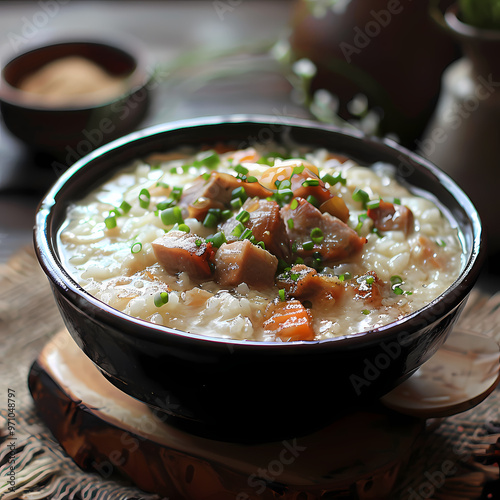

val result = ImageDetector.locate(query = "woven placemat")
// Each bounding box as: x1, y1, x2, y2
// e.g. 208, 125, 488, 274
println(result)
0, 247, 499, 500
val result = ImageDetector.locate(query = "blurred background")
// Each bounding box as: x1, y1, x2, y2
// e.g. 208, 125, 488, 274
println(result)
1, 0, 499, 280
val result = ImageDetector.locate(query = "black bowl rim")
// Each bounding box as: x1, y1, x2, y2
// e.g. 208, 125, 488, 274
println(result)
0, 33, 154, 111
34, 114, 484, 350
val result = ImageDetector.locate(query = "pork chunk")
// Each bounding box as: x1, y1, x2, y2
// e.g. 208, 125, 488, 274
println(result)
281, 198, 365, 264
276, 264, 343, 302
367, 200, 414, 236
221, 198, 291, 262
214, 240, 278, 288
152, 230, 214, 280
180, 172, 272, 221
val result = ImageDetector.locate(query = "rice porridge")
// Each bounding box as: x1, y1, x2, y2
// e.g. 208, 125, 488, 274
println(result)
58, 144, 464, 341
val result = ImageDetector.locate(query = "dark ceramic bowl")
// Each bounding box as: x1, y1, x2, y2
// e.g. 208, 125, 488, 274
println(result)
0, 35, 153, 161
34, 116, 484, 441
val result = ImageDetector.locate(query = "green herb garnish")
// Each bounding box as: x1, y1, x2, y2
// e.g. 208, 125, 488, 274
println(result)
154, 291, 169, 307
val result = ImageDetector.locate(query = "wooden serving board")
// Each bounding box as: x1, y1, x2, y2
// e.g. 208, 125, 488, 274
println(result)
28, 329, 424, 500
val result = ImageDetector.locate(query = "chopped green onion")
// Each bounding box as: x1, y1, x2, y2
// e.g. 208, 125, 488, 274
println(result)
120, 200, 132, 213
352, 187, 370, 207
306, 195, 319, 207
236, 210, 250, 224
321, 172, 346, 186
390, 275, 403, 285
321, 173, 336, 185
437, 239, 446, 247
178, 224, 190, 233
202, 172, 211, 181
203, 212, 219, 228
365, 276, 374, 285
256, 241, 266, 249
231, 222, 245, 238
366, 199, 380, 210
294, 256, 304, 265
234, 164, 249, 176
292, 165, 305, 175
371, 227, 383, 238
287, 219, 295, 230
279, 179, 292, 189
291, 242, 298, 253
231, 186, 248, 202
161, 207, 183, 226
257, 157, 274, 166
257, 152, 287, 166
355, 213, 368, 233
278, 289, 286, 302
154, 291, 169, 307
277, 258, 289, 273
221, 209, 232, 220
131, 242, 142, 254
230, 198, 243, 210
246, 176, 258, 183
156, 181, 169, 189
105, 216, 117, 229
138, 189, 151, 209
302, 241, 314, 251
207, 231, 226, 248
393, 197, 401, 205
241, 228, 253, 240
302, 179, 320, 187
199, 151, 220, 169
108, 208, 121, 218
290, 273, 300, 281
362, 309, 370, 315
390, 275, 412, 295
171, 186, 183, 201
195, 238, 202, 247
338, 272, 352, 282
290, 198, 299, 210
310, 227, 324, 244
150, 163, 161, 170
156, 199, 174, 211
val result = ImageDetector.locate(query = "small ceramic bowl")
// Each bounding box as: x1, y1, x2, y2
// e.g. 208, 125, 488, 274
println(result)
34, 116, 484, 441
0, 35, 154, 161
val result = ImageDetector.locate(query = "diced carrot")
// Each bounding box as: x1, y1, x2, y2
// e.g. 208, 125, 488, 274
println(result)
226, 147, 260, 164
263, 299, 315, 341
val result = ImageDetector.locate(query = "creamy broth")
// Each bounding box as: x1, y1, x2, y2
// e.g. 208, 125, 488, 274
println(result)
59, 145, 464, 341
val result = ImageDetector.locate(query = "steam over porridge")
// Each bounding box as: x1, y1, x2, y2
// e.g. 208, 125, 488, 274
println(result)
59, 145, 464, 341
